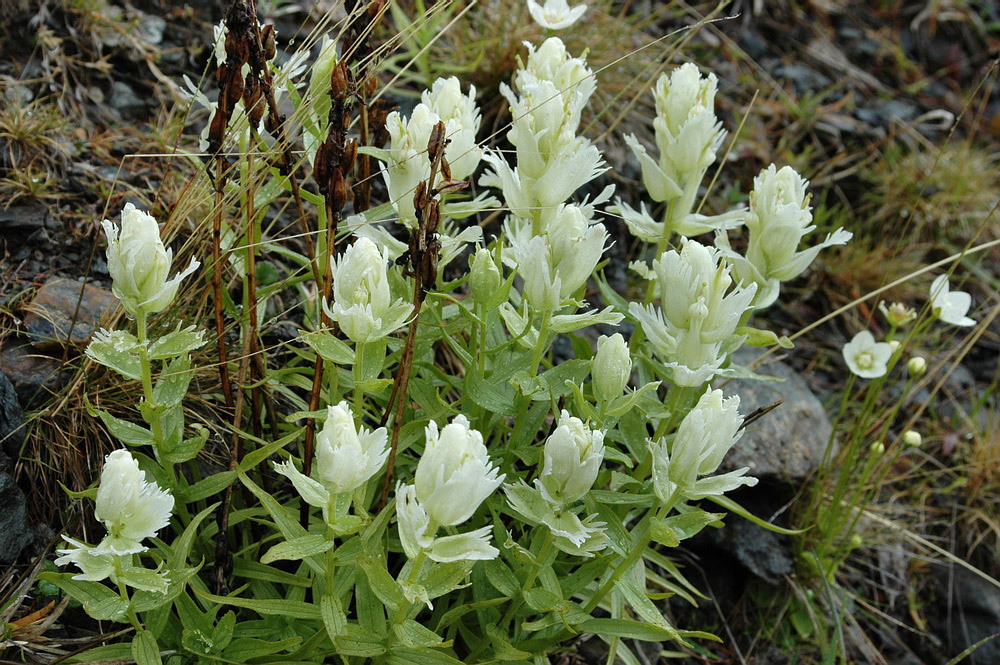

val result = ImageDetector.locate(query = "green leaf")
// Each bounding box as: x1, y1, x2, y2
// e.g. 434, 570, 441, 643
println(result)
211, 611, 237, 653
86, 330, 142, 380
131, 630, 162, 665
576, 618, 682, 642
737, 326, 794, 349
358, 553, 405, 612
170, 502, 217, 569
707, 495, 806, 535
336, 624, 387, 657
387, 647, 464, 665
178, 471, 234, 503
120, 567, 169, 594
193, 587, 322, 619
231, 558, 312, 587
649, 518, 681, 548
261, 535, 334, 564
393, 619, 445, 648
465, 370, 516, 417
321, 595, 348, 639
163, 426, 208, 464
223, 636, 303, 661
237, 471, 321, 574
95, 409, 153, 447
153, 355, 194, 407
38, 572, 128, 621
147, 326, 206, 360
483, 558, 518, 598
64, 643, 133, 663
660, 509, 725, 541
302, 330, 354, 365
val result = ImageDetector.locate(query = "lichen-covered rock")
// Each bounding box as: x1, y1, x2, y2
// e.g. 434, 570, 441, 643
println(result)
23, 277, 115, 350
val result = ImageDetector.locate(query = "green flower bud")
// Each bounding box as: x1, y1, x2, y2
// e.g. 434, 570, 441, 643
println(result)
469, 248, 501, 303
592, 333, 630, 403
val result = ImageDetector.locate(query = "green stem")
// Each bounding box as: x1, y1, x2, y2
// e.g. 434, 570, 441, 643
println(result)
584, 494, 678, 614
112, 555, 142, 631
136, 311, 174, 487
353, 342, 366, 419
325, 525, 337, 598
509, 310, 552, 446
500, 529, 555, 634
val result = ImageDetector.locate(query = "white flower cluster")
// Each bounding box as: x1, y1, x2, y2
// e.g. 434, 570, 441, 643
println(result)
481, 38, 608, 228
274, 402, 389, 526
651, 389, 758, 503
102, 204, 199, 319
506, 411, 609, 556
395, 416, 504, 603
631, 240, 756, 386
56, 450, 174, 592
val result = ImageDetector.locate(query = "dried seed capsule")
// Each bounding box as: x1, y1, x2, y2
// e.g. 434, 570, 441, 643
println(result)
426, 121, 446, 163
331, 170, 348, 210
331, 61, 349, 101
364, 73, 378, 99
261, 24, 277, 61
341, 139, 357, 172
412, 181, 427, 212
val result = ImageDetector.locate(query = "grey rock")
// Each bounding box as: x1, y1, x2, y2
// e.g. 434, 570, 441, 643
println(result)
134, 12, 166, 45
707, 518, 792, 585
0, 471, 34, 562
936, 565, 1000, 665
0, 203, 54, 231
0, 371, 25, 469
0, 339, 63, 408
110, 81, 147, 119
718, 349, 834, 482
773, 63, 832, 93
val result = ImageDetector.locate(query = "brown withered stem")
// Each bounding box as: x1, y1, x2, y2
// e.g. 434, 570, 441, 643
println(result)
301, 0, 386, 526
378, 120, 469, 509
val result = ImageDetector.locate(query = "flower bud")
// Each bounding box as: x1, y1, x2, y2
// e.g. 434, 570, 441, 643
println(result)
850, 533, 864, 548
592, 333, 630, 403
92, 450, 174, 556
902, 430, 922, 447
469, 248, 501, 303
536, 410, 604, 508
102, 204, 200, 317
414, 415, 504, 527
315, 402, 389, 494
870, 441, 886, 455
908, 356, 927, 376
879, 301, 917, 327
889, 340, 901, 353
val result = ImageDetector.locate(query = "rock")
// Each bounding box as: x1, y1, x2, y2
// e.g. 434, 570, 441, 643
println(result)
109, 81, 147, 119
0, 340, 63, 408
0, 371, 25, 468
718, 349, 834, 483
935, 565, 1000, 665
23, 278, 115, 350
772, 63, 832, 93
0, 203, 55, 231
0, 471, 34, 562
706, 517, 792, 585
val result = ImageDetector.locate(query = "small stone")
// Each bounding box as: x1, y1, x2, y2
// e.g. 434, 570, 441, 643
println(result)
707, 518, 792, 585
0, 472, 34, 562
0, 340, 64, 409
109, 81, 147, 119
718, 349, 834, 483
0, 203, 51, 231
23, 278, 115, 350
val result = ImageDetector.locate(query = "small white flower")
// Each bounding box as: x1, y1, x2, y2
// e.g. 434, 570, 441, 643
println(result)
527, 0, 587, 31
652, 389, 757, 501
102, 204, 199, 317
842, 330, 893, 379
314, 402, 389, 495
414, 415, 505, 527
92, 450, 174, 556
929, 275, 976, 327
536, 410, 604, 507
907, 356, 927, 376
325, 237, 411, 344
592, 333, 631, 403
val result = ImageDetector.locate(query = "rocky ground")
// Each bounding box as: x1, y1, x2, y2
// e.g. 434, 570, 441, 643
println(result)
1, 1, 998, 663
